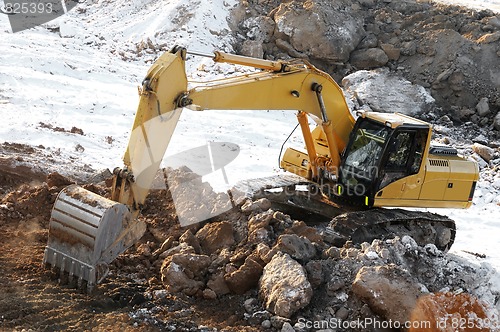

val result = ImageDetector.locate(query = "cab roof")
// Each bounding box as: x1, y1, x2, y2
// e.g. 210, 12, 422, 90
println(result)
358, 111, 430, 129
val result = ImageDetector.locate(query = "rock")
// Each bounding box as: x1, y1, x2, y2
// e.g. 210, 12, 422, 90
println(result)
274, 234, 316, 262
244, 298, 258, 313
476, 97, 490, 117
349, 48, 389, 69
241, 198, 271, 214
158, 242, 196, 259
453, 107, 475, 121
357, 33, 378, 49
470, 153, 489, 170
488, 16, 500, 29
352, 264, 426, 324
196, 221, 235, 254
160, 252, 211, 295
259, 253, 313, 318
242, 16, 275, 43
380, 43, 400, 61
160, 262, 204, 296
247, 210, 273, 244
411, 292, 489, 331
400, 40, 417, 56
342, 69, 435, 116
167, 168, 232, 226
288, 220, 323, 243
473, 134, 489, 145
273, 0, 365, 63
472, 143, 495, 162
46, 172, 74, 188
305, 260, 323, 288
256, 243, 271, 263
324, 247, 341, 259
224, 253, 265, 294
207, 272, 230, 296
255, 198, 272, 210
164, 253, 211, 278
241, 40, 264, 59
271, 315, 291, 329
281, 322, 295, 332
327, 277, 346, 294
494, 112, 500, 131
477, 31, 500, 44
275, 39, 307, 58
153, 236, 175, 257
335, 306, 349, 320
262, 320, 272, 329
364, 250, 379, 260
179, 229, 202, 254
202, 288, 217, 299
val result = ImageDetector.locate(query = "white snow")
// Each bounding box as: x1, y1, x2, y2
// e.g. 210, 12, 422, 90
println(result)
1, 0, 500, 296
434, 0, 500, 13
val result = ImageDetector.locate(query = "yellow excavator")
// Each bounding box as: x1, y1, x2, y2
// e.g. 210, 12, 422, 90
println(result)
43, 47, 479, 291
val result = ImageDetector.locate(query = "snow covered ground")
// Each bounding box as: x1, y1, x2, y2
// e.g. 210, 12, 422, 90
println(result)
434, 0, 500, 12
1, 0, 500, 275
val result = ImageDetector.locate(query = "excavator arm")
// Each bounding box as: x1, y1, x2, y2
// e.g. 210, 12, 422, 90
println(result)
43, 46, 355, 289
114, 46, 355, 211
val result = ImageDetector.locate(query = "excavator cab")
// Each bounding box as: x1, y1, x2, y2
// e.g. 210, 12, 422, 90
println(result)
337, 114, 428, 205
336, 112, 478, 209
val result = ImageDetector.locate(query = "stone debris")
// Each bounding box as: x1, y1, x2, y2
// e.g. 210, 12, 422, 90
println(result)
259, 253, 313, 319
156, 180, 500, 328
352, 264, 426, 324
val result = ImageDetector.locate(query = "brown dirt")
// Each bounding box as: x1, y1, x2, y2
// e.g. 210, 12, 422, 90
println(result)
0, 147, 260, 332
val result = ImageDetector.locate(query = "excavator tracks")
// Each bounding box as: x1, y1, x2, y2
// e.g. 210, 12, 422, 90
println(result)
327, 208, 456, 251
238, 176, 456, 251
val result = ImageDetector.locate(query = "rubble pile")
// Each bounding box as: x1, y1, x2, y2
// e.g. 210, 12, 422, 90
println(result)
134, 168, 500, 331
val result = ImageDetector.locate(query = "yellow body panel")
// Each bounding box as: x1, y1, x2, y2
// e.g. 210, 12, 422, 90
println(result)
280, 148, 310, 178
373, 198, 472, 209
375, 153, 478, 208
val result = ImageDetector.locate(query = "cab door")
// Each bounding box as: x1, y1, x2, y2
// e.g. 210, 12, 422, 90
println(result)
377, 128, 427, 199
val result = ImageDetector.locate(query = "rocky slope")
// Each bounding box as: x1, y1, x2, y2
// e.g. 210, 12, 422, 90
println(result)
233, 0, 500, 134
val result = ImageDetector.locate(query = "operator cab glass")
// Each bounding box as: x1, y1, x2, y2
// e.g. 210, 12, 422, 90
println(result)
338, 117, 428, 204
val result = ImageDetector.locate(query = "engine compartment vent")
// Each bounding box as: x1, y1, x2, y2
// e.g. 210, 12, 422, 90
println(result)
429, 159, 450, 167
429, 145, 458, 156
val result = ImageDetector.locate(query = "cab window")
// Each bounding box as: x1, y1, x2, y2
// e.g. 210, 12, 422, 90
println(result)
378, 129, 427, 189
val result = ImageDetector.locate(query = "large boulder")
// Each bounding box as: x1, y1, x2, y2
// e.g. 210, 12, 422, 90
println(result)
352, 264, 426, 324
342, 68, 435, 116
259, 252, 313, 318
273, 0, 365, 62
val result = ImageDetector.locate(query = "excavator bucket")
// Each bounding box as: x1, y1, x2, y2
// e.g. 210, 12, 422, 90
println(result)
43, 185, 146, 291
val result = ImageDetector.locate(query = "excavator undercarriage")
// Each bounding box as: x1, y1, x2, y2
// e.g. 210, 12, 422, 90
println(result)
238, 175, 456, 252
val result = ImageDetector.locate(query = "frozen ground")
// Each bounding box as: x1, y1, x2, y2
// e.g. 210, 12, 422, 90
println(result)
1, 0, 500, 276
